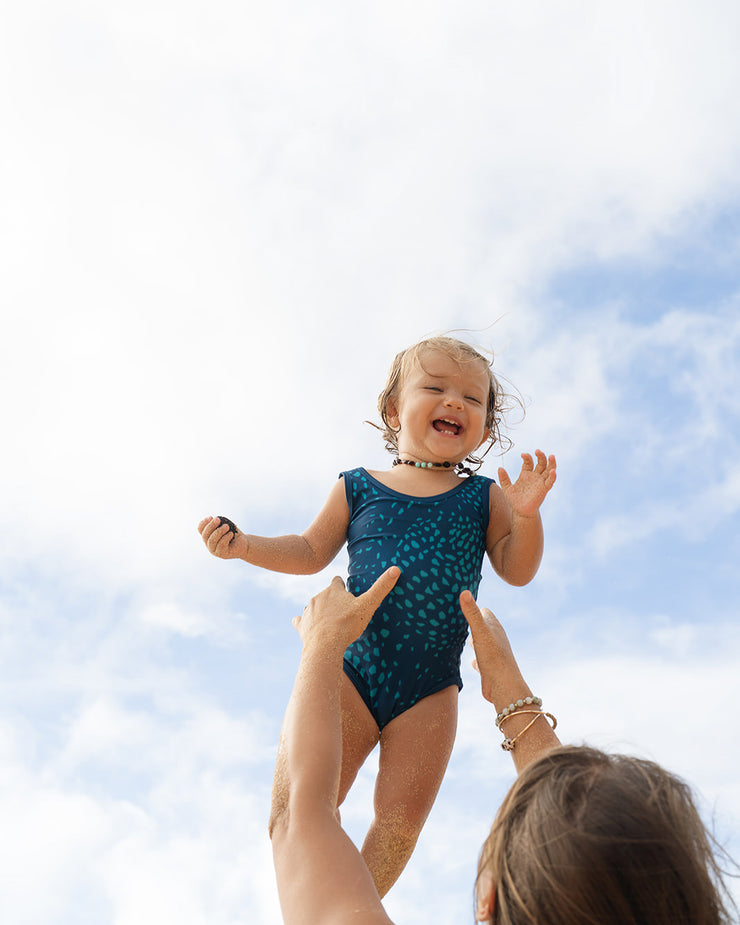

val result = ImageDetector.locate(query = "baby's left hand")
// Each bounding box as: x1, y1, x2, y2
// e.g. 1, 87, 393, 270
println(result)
498, 450, 556, 518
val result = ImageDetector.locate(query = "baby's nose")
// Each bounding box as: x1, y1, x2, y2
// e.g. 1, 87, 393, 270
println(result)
444, 392, 464, 408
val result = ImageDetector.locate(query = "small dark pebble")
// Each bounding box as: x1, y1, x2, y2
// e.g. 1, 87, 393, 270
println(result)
217, 515, 239, 534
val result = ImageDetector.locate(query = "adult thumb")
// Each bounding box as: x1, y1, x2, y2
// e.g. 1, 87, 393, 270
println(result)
459, 589, 484, 631
359, 565, 401, 614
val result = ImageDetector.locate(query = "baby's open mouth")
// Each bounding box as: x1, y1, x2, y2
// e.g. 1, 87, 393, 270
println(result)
433, 419, 462, 435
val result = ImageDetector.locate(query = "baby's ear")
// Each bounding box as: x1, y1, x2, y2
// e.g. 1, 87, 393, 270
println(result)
386, 399, 400, 429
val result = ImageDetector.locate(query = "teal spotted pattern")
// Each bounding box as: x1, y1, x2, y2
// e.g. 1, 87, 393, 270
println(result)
341, 467, 493, 728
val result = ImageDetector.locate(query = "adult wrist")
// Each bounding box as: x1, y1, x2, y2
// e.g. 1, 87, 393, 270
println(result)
301, 631, 351, 660
486, 668, 532, 714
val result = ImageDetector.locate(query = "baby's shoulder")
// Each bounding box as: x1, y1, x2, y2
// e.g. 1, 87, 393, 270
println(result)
338, 466, 370, 482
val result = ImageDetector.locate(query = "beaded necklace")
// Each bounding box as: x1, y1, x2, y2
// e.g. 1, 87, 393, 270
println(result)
392, 457, 475, 477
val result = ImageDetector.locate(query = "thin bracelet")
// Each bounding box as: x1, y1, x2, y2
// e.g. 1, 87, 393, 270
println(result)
500, 711, 558, 751
498, 709, 557, 732
498, 709, 548, 729
495, 696, 542, 727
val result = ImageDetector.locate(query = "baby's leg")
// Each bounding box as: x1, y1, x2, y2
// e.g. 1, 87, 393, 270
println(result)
337, 672, 381, 811
362, 685, 458, 897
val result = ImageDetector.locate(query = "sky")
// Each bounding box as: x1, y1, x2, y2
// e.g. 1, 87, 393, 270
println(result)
2, 1, 740, 922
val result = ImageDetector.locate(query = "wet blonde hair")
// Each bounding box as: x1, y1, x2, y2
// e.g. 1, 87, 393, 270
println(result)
477, 746, 737, 925
375, 336, 522, 469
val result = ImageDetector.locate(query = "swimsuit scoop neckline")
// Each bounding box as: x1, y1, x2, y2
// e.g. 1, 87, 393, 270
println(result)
358, 467, 474, 502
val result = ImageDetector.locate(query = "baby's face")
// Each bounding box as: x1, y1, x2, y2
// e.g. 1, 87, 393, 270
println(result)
391, 349, 491, 463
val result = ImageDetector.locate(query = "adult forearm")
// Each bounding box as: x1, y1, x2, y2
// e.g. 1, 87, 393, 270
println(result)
270, 639, 345, 835
270, 572, 398, 925
271, 570, 399, 829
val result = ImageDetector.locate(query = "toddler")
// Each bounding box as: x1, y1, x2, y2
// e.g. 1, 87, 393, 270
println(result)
198, 335, 556, 896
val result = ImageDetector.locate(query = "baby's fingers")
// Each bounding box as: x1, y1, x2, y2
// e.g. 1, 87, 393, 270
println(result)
214, 524, 238, 552
201, 519, 235, 555
545, 455, 557, 489
197, 515, 214, 536
216, 515, 239, 534
497, 466, 512, 489
200, 516, 226, 548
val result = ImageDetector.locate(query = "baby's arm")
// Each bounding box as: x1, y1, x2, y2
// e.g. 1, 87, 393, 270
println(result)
198, 478, 351, 576
486, 450, 556, 587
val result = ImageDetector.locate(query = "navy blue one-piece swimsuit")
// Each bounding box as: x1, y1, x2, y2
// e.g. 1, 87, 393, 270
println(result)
341, 467, 493, 729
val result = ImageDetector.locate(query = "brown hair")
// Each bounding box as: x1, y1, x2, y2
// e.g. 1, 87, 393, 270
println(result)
477, 746, 737, 925
375, 336, 522, 468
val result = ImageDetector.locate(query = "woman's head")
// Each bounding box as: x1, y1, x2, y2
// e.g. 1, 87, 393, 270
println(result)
476, 746, 736, 925
376, 336, 520, 468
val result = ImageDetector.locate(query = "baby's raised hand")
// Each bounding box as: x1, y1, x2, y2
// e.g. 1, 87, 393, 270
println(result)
498, 450, 556, 518
197, 515, 248, 560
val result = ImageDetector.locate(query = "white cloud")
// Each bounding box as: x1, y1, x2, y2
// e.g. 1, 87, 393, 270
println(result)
0, 616, 282, 925
5, 0, 740, 590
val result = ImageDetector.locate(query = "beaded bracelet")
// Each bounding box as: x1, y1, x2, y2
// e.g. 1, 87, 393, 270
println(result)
500, 711, 558, 752
495, 696, 542, 727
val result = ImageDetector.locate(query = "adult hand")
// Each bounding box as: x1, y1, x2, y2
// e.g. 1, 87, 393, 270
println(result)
294, 567, 401, 650
460, 590, 521, 704
497, 449, 556, 519
197, 515, 249, 560
460, 590, 561, 771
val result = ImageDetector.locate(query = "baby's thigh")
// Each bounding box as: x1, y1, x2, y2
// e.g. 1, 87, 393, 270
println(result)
337, 672, 381, 807
374, 686, 458, 820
